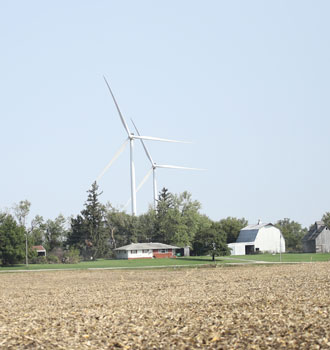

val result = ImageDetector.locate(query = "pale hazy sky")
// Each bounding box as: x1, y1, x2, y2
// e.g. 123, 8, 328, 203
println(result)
1, 1, 329, 228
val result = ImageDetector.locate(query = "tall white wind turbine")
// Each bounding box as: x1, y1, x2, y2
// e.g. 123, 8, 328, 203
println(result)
131, 119, 204, 209
98, 77, 187, 216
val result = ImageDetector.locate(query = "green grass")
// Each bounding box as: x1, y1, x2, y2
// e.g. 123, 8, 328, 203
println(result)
0, 256, 222, 271
224, 253, 330, 263
1, 253, 329, 272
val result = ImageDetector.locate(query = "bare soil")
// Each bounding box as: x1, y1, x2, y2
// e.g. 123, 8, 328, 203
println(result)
0, 263, 329, 349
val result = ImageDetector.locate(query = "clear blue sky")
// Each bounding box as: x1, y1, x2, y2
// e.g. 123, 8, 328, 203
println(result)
1, 1, 329, 228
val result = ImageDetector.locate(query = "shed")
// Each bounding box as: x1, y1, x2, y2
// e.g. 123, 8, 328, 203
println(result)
114, 242, 179, 259
302, 221, 330, 253
32, 245, 47, 257
228, 222, 285, 255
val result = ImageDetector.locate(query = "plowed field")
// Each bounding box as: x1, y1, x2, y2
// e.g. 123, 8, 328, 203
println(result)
0, 263, 329, 349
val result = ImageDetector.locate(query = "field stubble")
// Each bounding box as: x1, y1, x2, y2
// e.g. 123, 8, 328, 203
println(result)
0, 263, 329, 349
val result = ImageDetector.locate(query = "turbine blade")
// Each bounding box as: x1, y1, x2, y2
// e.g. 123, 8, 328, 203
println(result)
103, 76, 131, 136
155, 164, 206, 171
131, 119, 154, 165
124, 168, 153, 208
133, 135, 191, 143
136, 168, 153, 192
96, 138, 129, 182
123, 198, 131, 209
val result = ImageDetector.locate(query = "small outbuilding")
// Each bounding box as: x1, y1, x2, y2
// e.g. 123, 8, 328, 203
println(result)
32, 245, 47, 257
228, 221, 285, 255
302, 221, 330, 253
114, 242, 179, 259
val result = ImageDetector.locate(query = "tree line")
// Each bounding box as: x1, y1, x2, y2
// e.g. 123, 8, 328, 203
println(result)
0, 182, 327, 265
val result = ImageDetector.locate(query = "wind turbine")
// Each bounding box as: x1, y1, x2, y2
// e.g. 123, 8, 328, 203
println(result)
131, 119, 204, 209
98, 77, 188, 216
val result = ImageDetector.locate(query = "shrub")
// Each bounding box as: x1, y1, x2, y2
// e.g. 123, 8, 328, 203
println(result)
49, 247, 64, 261
47, 254, 60, 264
62, 248, 81, 264
30, 255, 48, 264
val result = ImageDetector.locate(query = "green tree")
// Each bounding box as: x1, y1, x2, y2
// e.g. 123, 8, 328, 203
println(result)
30, 215, 46, 246
44, 214, 67, 252
13, 200, 31, 227
172, 191, 202, 246
104, 204, 138, 248
68, 182, 107, 259
322, 212, 330, 228
193, 221, 229, 260
152, 189, 204, 247
275, 218, 307, 252
153, 188, 175, 243
219, 217, 248, 244
136, 209, 156, 243
13, 200, 31, 265
68, 214, 86, 248
0, 213, 25, 266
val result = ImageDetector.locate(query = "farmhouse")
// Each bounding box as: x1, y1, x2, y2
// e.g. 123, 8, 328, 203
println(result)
114, 242, 179, 259
302, 221, 330, 253
228, 221, 285, 255
32, 245, 46, 257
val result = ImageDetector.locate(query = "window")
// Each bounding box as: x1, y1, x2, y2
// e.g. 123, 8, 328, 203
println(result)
159, 249, 168, 253
142, 249, 151, 253
131, 250, 137, 254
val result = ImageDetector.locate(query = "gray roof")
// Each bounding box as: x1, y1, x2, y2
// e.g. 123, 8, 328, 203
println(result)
114, 242, 180, 251
302, 221, 328, 241
236, 223, 274, 243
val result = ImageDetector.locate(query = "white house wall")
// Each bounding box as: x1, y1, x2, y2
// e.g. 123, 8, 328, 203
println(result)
127, 250, 153, 259
254, 227, 285, 253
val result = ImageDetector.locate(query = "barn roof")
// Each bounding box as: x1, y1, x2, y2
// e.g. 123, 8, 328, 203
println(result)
236, 223, 275, 243
302, 221, 327, 241
115, 243, 180, 251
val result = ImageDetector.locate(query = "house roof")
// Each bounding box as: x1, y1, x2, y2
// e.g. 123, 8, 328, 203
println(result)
115, 243, 180, 251
236, 223, 274, 243
32, 245, 46, 251
302, 221, 328, 241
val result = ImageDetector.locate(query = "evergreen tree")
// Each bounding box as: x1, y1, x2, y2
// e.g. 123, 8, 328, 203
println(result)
0, 213, 25, 266
153, 188, 175, 243
68, 182, 107, 259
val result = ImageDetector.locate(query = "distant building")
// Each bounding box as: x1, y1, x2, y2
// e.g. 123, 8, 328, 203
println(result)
32, 245, 46, 257
302, 221, 330, 253
228, 221, 285, 255
114, 243, 179, 259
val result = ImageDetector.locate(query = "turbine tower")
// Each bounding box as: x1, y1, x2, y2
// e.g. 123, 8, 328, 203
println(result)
98, 77, 187, 216
131, 119, 203, 209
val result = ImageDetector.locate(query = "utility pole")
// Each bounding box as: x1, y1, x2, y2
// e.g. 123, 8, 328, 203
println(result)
25, 232, 28, 267
279, 233, 282, 263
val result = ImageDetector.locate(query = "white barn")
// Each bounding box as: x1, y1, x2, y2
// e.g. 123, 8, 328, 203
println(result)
228, 222, 285, 255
